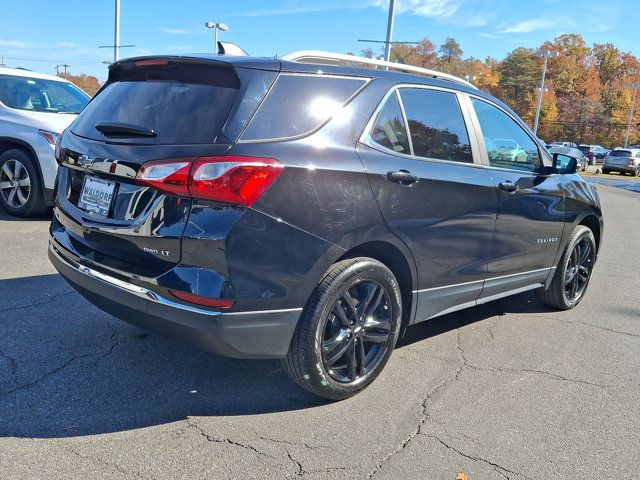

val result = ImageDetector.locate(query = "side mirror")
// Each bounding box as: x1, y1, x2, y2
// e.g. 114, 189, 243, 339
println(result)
553, 153, 578, 174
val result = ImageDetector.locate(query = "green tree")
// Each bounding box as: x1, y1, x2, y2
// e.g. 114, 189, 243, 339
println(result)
498, 48, 540, 117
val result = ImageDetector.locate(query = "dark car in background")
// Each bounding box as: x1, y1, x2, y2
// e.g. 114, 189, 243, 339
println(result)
578, 144, 608, 165
48, 52, 603, 399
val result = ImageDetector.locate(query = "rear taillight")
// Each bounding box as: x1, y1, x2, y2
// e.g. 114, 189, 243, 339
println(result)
135, 156, 283, 207
136, 159, 192, 197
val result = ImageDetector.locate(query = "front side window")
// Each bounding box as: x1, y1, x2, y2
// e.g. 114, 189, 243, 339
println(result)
367, 92, 410, 154
471, 98, 543, 172
398, 88, 473, 163
0, 75, 89, 113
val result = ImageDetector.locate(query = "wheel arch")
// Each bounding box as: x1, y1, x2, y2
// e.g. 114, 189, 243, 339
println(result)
0, 136, 44, 185
336, 240, 417, 329
578, 214, 602, 253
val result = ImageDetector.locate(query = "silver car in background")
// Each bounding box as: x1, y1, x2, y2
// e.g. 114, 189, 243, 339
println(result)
0, 67, 90, 216
602, 148, 640, 176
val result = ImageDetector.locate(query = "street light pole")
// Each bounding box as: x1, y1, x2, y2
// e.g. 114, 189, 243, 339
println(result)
383, 0, 396, 62
624, 82, 640, 147
114, 0, 120, 63
533, 49, 558, 135
205, 22, 229, 54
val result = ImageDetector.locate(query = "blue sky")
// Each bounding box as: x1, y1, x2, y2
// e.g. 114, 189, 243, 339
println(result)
1, 0, 638, 81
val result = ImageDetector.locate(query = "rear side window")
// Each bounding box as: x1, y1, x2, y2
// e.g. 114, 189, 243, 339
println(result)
398, 88, 473, 163
240, 74, 367, 141
71, 63, 240, 145
367, 92, 410, 154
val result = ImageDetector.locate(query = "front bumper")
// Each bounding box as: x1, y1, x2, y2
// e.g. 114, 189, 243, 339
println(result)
49, 242, 301, 359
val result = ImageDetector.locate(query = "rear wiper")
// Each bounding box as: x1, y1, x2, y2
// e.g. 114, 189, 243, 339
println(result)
95, 121, 156, 137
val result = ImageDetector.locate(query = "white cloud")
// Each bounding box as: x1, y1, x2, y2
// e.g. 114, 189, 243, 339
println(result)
0, 38, 33, 48
366, 0, 460, 18
233, 0, 460, 19
498, 18, 558, 34
158, 27, 190, 35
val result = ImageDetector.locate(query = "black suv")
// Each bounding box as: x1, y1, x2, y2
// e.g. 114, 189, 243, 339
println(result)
49, 54, 603, 400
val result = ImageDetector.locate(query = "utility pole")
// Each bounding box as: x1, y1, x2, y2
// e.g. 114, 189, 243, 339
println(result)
533, 49, 559, 135
0, 56, 5, 67
58, 64, 70, 76
99, 0, 134, 61
383, 0, 396, 63
624, 82, 640, 147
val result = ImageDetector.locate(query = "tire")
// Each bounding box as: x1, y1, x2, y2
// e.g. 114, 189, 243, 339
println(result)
0, 149, 46, 217
536, 225, 596, 310
602, 169, 609, 175
282, 257, 402, 400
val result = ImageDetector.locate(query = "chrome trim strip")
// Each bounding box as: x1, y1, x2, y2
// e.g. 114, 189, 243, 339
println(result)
412, 267, 552, 294
222, 307, 303, 316
50, 244, 303, 318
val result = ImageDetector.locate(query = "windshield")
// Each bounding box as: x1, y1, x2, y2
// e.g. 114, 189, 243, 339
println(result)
0, 74, 90, 113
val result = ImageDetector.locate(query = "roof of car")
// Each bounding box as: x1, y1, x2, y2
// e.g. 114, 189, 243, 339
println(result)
115, 53, 486, 96
0, 66, 71, 83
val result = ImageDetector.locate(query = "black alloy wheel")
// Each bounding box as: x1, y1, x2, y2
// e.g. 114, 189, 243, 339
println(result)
563, 237, 595, 303
283, 257, 402, 400
537, 225, 597, 310
321, 279, 392, 383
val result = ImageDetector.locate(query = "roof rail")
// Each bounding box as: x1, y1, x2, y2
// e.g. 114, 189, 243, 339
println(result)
281, 50, 477, 90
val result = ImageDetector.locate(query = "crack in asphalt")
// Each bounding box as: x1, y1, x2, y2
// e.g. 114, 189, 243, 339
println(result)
0, 329, 121, 396
185, 418, 270, 458
0, 288, 75, 315
544, 315, 640, 340
367, 330, 466, 479
456, 327, 608, 388
0, 347, 18, 383
68, 446, 155, 479
427, 434, 532, 480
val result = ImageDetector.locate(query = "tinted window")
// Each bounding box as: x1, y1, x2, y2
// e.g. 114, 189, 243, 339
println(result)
241, 74, 366, 141
71, 64, 239, 145
398, 88, 472, 163
0, 75, 89, 113
471, 98, 543, 172
367, 92, 410, 154
610, 150, 632, 157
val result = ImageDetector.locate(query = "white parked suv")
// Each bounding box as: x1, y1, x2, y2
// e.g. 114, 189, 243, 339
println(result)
0, 67, 90, 216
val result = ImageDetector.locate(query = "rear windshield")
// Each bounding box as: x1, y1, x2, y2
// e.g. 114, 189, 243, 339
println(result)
240, 73, 367, 141
577, 145, 591, 152
71, 62, 240, 144
610, 150, 632, 157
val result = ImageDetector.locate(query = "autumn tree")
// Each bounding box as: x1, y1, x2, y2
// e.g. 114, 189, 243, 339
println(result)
60, 73, 101, 96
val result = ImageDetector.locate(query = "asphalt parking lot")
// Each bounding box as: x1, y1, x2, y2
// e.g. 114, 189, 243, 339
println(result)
1, 184, 639, 480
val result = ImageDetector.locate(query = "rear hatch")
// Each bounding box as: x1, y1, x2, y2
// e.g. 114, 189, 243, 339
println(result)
53, 56, 278, 276
606, 150, 633, 164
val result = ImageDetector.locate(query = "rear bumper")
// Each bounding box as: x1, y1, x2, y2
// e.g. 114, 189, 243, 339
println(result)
48, 241, 301, 359
603, 164, 636, 173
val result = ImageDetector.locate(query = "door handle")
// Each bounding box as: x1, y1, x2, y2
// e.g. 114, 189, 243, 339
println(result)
387, 170, 418, 186
498, 181, 518, 193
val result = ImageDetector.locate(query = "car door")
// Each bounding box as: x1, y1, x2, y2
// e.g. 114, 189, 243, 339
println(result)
357, 86, 497, 322
466, 96, 565, 300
